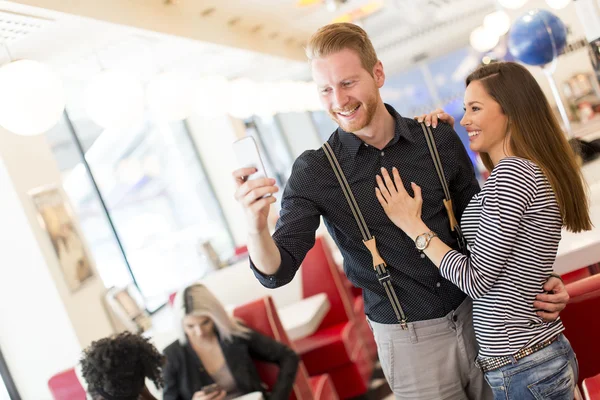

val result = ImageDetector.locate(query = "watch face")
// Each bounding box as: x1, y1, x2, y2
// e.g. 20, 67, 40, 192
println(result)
416, 235, 427, 250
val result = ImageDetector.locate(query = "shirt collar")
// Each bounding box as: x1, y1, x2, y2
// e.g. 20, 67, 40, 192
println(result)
337, 103, 413, 155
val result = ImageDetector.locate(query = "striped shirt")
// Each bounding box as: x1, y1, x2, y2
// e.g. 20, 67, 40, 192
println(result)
440, 157, 564, 358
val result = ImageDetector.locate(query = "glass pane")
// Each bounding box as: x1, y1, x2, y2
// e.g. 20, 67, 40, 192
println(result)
311, 111, 338, 143
0, 377, 9, 400
252, 116, 294, 185
47, 111, 234, 311
46, 116, 132, 290
383, 66, 433, 116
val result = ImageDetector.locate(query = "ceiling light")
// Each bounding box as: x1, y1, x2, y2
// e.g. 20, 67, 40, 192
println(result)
146, 70, 194, 121
84, 69, 145, 129
498, 0, 529, 9
484, 10, 511, 36
192, 76, 230, 118
470, 25, 500, 52
228, 78, 258, 119
0, 59, 65, 136
545, 0, 571, 9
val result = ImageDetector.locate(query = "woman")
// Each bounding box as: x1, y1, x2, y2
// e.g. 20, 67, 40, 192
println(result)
375, 62, 591, 399
162, 283, 299, 400
80, 332, 164, 400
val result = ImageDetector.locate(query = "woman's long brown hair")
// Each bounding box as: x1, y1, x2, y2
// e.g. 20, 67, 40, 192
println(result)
466, 62, 591, 233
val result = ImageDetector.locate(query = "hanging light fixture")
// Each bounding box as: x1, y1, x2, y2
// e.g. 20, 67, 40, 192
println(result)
228, 78, 258, 119
498, 0, 529, 9
484, 10, 512, 36
0, 59, 65, 136
146, 70, 194, 121
254, 82, 280, 118
545, 0, 571, 9
301, 81, 322, 112
84, 69, 145, 129
192, 76, 230, 118
470, 25, 501, 52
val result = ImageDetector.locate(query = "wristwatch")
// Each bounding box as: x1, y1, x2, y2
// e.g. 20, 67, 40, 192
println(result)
415, 231, 438, 252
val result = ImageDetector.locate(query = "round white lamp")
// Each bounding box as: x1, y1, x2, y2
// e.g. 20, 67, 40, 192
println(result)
498, 0, 529, 9
301, 81, 322, 112
84, 69, 145, 129
484, 10, 512, 36
545, 0, 571, 9
192, 76, 230, 118
228, 78, 258, 119
470, 25, 501, 52
254, 82, 279, 118
0, 59, 65, 136
146, 70, 194, 121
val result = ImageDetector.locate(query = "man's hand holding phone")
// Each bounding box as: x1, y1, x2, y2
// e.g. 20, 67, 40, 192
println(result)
233, 168, 278, 235
232, 136, 282, 275
232, 137, 279, 235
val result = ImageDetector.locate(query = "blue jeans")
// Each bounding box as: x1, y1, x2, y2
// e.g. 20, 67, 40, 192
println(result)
483, 334, 578, 400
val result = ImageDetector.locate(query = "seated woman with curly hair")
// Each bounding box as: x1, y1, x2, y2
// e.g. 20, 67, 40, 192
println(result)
80, 332, 165, 400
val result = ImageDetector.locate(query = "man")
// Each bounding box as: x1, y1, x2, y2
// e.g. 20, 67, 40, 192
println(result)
233, 23, 569, 399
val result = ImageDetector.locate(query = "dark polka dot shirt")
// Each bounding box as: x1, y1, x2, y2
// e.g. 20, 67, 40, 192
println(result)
251, 104, 481, 324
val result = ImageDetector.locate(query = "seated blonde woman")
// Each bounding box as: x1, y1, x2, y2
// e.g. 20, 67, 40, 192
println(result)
163, 283, 299, 400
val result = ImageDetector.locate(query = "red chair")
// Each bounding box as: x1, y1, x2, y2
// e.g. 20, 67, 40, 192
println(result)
233, 296, 339, 400
296, 237, 373, 398
235, 245, 249, 256
562, 274, 600, 388
48, 368, 86, 400
583, 373, 600, 400
562, 266, 593, 285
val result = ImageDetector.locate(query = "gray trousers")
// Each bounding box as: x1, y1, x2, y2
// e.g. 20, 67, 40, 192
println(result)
368, 298, 493, 400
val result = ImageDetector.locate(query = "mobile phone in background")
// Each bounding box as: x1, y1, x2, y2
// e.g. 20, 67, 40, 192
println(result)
202, 383, 221, 394
232, 136, 269, 182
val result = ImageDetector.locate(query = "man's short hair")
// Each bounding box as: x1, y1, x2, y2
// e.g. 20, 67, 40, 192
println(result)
305, 22, 378, 76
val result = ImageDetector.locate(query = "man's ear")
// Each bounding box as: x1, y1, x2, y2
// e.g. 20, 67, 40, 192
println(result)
373, 60, 385, 88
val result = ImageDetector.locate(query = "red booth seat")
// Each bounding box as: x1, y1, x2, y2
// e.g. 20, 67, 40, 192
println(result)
562, 274, 600, 388
584, 373, 600, 400
48, 368, 86, 400
233, 296, 339, 400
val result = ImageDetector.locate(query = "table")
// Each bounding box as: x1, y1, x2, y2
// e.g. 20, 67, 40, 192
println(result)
553, 184, 600, 275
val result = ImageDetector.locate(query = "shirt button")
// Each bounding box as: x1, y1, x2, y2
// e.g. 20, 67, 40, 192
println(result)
436, 282, 441, 288
381, 151, 385, 156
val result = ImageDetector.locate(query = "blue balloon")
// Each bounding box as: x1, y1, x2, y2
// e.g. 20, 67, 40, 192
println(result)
508, 9, 567, 66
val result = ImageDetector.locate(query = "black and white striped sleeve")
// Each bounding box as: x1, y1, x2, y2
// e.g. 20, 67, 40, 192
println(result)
439, 158, 538, 299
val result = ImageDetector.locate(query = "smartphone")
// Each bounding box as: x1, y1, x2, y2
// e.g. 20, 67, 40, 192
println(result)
202, 383, 221, 394
232, 136, 269, 181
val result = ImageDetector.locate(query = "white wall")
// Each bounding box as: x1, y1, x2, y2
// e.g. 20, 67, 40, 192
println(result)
0, 147, 80, 400
0, 128, 114, 399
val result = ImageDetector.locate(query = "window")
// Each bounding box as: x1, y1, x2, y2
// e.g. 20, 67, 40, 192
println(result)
311, 111, 338, 143
47, 111, 234, 311
245, 116, 294, 186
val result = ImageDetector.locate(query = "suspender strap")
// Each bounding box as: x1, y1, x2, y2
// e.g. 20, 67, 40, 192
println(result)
420, 123, 468, 253
322, 142, 408, 328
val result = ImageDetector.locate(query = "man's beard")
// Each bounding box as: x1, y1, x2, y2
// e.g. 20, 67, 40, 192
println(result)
328, 93, 378, 133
